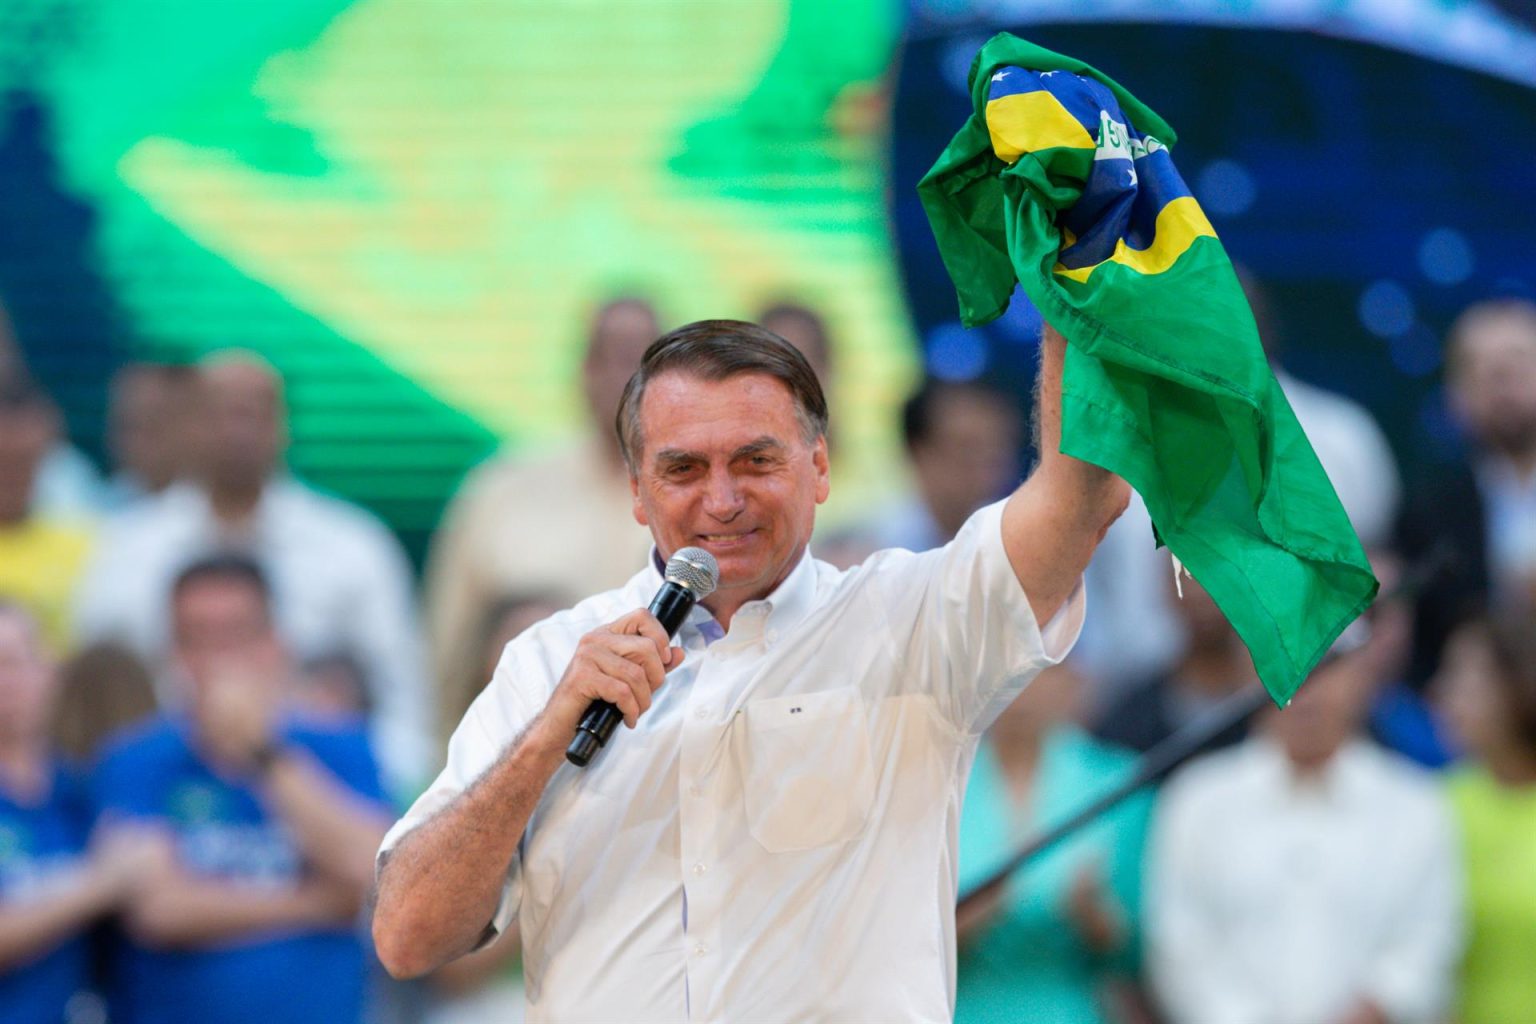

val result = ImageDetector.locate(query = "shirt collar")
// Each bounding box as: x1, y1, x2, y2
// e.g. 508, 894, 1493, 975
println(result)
645, 545, 819, 645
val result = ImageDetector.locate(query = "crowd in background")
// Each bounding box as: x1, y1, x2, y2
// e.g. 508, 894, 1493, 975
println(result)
2, 289, 1535, 1024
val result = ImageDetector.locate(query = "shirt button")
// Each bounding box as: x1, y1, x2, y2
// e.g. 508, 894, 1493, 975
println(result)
691, 862, 707, 876
687, 784, 702, 797
693, 707, 708, 721
693, 943, 708, 957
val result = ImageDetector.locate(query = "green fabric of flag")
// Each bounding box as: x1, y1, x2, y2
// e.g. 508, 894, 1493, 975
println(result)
917, 33, 1377, 706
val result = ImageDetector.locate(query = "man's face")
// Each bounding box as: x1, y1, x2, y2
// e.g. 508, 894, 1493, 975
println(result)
172, 577, 283, 700
197, 361, 285, 491
0, 611, 52, 745
909, 390, 1019, 532
0, 402, 53, 523
630, 371, 829, 612
1450, 312, 1536, 455
110, 368, 193, 491
584, 303, 660, 433
1265, 651, 1376, 769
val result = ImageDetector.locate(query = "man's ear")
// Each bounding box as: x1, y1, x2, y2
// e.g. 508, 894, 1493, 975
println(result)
812, 436, 830, 505
631, 472, 649, 526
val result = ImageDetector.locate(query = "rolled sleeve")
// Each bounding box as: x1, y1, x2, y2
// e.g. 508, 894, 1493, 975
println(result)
376, 641, 550, 943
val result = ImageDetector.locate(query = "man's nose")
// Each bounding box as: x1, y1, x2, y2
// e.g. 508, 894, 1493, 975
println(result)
702, 466, 745, 520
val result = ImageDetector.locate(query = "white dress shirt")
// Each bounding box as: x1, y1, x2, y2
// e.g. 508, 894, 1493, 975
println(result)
382, 501, 1084, 1023
1147, 738, 1462, 1024
73, 478, 432, 790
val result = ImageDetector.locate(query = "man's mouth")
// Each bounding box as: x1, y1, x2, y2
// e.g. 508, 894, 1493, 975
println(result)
698, 529, 757, 545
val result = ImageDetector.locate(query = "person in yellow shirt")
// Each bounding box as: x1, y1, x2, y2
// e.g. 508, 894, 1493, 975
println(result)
0, 371, 93, 653
1436, 612, 1536, 1024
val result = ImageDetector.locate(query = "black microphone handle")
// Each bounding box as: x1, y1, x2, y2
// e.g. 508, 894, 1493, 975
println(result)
566, 582, 696, 767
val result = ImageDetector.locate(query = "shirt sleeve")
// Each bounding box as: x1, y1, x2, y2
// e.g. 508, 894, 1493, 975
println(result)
868, 499, 1086, 734
376, 628, 558, 945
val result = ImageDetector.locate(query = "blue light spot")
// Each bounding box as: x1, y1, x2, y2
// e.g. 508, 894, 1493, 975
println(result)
926, 323, 988, 381
1195, 159, 1256, 218
1358, 280, 1415, 338
1417, 228, 1474, 286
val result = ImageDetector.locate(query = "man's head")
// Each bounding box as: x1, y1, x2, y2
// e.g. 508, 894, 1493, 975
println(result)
1445, 299, 1536, 460
195, 351, 287, 496
170, 553, 284, 705
0, 370, 59, 525
901, 379, 1021, 541
1264, 645, 1381, 773
584, 297, 661, 444
0, 602, 54, 748
619, 320, 829, 618
109, 362, 197, 494
757, 302, 832, 387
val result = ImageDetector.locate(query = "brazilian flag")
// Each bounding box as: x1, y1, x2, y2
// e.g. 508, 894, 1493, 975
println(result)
918, 33, 1378, 707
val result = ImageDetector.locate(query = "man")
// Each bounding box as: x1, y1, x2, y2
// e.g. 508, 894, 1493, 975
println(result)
1399, 298, 1536, 683
0, 369, 94, 654
1092, 574, 1256, 756
374, 319, 1127, 1020
424, 296, 661, 744
1146, 635, 1461, 1024
74, 351, 430, 791
0, 602, 156, 1020
95, 554, 392, 1024
101, 361, 199, 509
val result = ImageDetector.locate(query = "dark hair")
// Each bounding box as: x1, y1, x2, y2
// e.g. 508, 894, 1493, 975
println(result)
52, 642, 158, 762
1481, 612, 1536, 755
615, 319, 828, 473
171, 552, 272, 610
900, 377, 1017, 451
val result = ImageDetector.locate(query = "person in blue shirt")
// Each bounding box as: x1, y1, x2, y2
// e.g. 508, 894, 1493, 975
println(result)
95, 553, 392, 1024
0, 601, 159, 1023
957, 664, 1155, 1024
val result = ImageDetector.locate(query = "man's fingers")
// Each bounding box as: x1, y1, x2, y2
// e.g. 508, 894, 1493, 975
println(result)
590, 649, 652, 720
602, 632, 668, 692
609, 609, 673, 664
666, 646, 686, 672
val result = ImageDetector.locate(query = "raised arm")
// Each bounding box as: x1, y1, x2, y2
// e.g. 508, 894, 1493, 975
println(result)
1002, 325, 1130, 624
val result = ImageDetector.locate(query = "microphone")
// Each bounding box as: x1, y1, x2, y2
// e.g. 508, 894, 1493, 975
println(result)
566, 547, 720, 767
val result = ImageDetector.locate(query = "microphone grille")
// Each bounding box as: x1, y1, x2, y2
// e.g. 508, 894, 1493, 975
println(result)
665, 547, 720, 598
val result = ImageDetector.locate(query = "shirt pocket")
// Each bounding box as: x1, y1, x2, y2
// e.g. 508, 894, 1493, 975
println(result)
735, 686, 875, 853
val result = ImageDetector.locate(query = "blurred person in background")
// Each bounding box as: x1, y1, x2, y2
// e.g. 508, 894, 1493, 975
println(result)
0, 602, 156, 1022
1074, 272, 1403, 707
0, 302, 105, 520
821, 376, 1022, 566
101, 362, 199, 510
1433, 613, 1536, 1024
758, 301, 832, 390
424, 296, 659, 748
0, 368, 95, 655
50, 642, 158, 765
74, 350, 431, 794
1092, 574, 1255, 758
95, 553, 391, 1024
955, 664, 1153, 1024
424, 592, 565, 1024
1146, 623, 1461, 1024
1399, 298, 1536, 685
